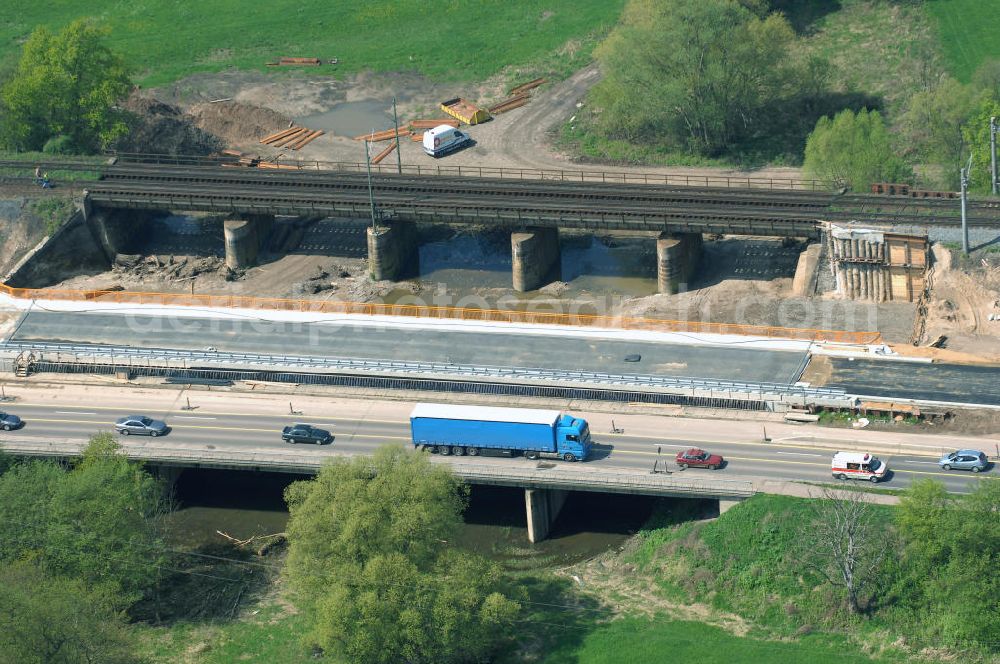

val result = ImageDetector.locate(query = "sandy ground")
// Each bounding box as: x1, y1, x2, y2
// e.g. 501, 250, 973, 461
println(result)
172, 66, 803, 183
912, 244, 1000, 359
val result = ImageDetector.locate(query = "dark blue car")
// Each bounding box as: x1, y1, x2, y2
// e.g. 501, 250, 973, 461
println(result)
0, 412, 23, 431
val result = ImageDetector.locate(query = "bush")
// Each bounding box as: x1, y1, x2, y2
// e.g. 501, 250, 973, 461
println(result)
41, 135, 76, 155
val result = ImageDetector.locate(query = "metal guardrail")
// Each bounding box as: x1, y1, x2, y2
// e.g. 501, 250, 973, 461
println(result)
0, 439, 756, 498
109, 152, 831, 192
0, 341, 850, 400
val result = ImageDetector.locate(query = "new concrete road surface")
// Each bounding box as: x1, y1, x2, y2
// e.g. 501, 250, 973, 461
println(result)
9, 310, 808, 384
0, 384, 994, 494
825, 358, 1000, 406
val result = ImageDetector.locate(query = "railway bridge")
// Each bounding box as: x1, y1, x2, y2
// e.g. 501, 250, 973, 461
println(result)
28, 158, 987, 292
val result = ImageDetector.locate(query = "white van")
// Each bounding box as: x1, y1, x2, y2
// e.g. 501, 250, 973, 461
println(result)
422, 125, 471, 157
831, 451, 888, 483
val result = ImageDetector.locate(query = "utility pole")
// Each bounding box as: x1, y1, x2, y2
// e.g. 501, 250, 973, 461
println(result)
991, 116, 997, 195
392, 96, 402, 175
365, 134, 379, 231
961, 155, 972, 255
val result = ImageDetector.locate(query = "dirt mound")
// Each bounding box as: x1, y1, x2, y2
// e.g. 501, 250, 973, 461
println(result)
189, 101, 290, 147
114, 95, 223, 155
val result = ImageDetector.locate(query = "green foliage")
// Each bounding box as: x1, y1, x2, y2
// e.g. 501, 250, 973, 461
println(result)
960, 97, 1000, 193
284, 445, 519, 663
591, 0, 796, 156
803, 109, 913, 190
29, 197, 76, 236
898, 78, 980, 189
0, 561, 139, 664
0, 433, 168, 606
0, 2, 623, 87
0, 19, 132, 153
896, 478, 1000, 650
42, 134, 75, 155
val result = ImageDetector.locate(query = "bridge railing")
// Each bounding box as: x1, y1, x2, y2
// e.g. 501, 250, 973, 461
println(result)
0, 438, 757, 498
110, 152, 833, 192
0, 282, 881, 345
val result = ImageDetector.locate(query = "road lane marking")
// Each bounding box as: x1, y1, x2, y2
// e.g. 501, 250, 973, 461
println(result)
776, 452, 823, 457
174, 416, 218, 421
56, 411, 97, 415
897, 460, 937, 465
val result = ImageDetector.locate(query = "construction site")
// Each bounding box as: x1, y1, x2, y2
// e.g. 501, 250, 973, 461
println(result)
2, 66, 1000, 360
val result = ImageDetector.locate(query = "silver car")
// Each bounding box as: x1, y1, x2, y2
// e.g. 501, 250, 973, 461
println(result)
938, 449, 989, 472
114, 415, 169, 437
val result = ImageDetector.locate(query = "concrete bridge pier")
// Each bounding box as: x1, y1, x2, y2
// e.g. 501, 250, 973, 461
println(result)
656, 232, 703, 294
224, 214, 274, 269
367, 221, 418, 281
82, 195, 141, 263
512, 227, 560, 292
525, 488, 569, 543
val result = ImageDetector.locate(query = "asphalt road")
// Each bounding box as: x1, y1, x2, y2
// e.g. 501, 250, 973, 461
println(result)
10, 310, 808, 384
0, 394, 990, 495
826, 358, 1000, 406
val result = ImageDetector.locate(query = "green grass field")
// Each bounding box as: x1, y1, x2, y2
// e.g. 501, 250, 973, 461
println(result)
0, 1, 623, 87
925, 0, 1000, 82
541, 617, 901, 664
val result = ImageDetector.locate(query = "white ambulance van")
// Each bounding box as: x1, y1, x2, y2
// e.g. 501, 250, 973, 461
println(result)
422, 125, 471, 157
831, 451, 888, 483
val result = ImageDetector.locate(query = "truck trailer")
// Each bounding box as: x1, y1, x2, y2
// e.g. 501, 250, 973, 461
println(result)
410, 403, 592, 462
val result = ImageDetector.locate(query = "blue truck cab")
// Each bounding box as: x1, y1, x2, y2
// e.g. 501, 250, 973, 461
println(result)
410, 403, 593, 462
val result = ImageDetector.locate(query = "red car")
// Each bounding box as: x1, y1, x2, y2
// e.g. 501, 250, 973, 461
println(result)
676, 448, 724, 470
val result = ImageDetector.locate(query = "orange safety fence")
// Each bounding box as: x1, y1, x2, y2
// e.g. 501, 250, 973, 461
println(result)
0, 283, 882, 345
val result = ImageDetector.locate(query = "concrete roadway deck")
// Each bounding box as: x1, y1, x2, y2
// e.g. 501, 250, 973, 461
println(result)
9, 310, 809, 385
824, 358, 1000, 407
0, 384, 993, 495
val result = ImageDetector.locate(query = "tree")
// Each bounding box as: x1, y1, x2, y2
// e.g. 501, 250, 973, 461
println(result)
0, 19, 131, 153
284, 446, 519, 663
591, 0, 796, 155
0, 433, 168, 606
897, 479, 1000, 649
0, 561, 138, 664
797, 488, 893, 614
960, 97, 1000, 193
898, 78, 979, 189
803, 108, 913, 190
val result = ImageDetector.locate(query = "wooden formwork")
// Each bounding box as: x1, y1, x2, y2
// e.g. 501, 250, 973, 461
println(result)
370, 141, 397, 165
269, 127, 310, 148
353, 127, 410, 142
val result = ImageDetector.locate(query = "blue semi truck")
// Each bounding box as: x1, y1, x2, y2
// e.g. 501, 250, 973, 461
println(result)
410, 403, 592, 462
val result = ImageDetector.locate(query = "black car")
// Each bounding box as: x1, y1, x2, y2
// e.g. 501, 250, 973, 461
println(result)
0, 412, 23, 431
282, 423, 332, 445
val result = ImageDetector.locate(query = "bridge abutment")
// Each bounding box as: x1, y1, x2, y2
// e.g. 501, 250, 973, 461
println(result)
718, 498, 744, 515
512, 227, 560, 292
367, 221, 417, 281
656, 232, 702, 294
525, 488, 569, 543
224, 214, 274, 269
82, 195, 141, 263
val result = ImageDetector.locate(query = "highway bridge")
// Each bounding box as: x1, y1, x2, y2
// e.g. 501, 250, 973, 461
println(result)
0, 387, 991, 541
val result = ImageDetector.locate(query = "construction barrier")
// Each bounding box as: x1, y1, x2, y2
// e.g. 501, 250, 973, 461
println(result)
0, 283, 882, 345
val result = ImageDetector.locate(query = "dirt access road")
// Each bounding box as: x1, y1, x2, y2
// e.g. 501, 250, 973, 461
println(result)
185, 64, 802, 183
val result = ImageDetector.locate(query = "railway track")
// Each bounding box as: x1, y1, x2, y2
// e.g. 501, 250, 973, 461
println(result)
6, 158, 1000, 226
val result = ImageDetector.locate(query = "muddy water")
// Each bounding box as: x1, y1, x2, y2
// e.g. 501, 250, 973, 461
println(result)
385, 229, 660, 304
297, 100, 395, 138
165, 469, 655, 568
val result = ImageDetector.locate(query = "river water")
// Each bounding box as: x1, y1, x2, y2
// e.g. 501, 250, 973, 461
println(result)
165, 469, 657, 568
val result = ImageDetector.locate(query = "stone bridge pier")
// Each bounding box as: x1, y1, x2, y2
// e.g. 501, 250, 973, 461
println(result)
656, 232, 703, 294
512, 227, 560, 292
224, 214, 274, 269
367, 221, 418, 281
